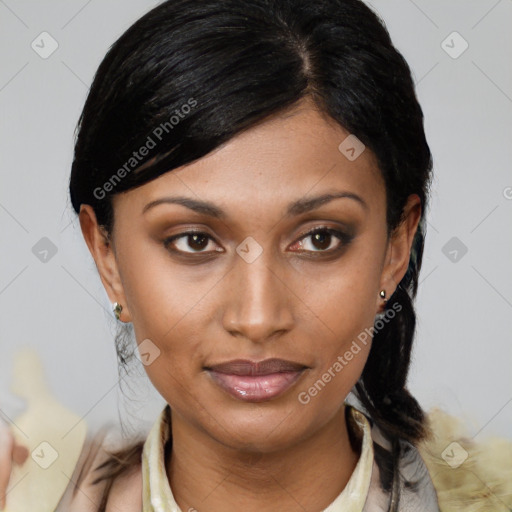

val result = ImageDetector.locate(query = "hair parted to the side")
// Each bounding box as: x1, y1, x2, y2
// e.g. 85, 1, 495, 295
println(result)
68, 0, 433, 504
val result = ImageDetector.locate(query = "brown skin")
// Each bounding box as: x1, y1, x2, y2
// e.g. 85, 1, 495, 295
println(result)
79, 98, 421, 512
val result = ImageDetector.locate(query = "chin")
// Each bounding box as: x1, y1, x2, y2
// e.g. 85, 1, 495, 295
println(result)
204, 402, 313, 454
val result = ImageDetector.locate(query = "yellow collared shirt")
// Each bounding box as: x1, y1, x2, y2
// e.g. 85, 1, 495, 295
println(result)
141, 405, 374, 512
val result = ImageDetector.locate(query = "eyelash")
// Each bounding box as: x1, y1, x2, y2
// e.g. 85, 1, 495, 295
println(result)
163, 227, 353, 258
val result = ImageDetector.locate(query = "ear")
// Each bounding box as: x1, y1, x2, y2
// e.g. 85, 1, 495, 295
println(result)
377, 194, 422, 312
78, 204, 132, 322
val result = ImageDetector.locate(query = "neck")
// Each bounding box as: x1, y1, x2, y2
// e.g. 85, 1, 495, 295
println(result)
167, 405, 359, 512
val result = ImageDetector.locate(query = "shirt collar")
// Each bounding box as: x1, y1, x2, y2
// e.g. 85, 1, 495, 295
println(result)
142, 404, 374, 512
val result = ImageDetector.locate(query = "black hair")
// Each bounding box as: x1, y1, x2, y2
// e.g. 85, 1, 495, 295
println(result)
69, 0, 433, 506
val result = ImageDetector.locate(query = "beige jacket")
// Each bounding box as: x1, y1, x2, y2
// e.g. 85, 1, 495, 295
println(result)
6, 405, 440, 512
7, 404, 512, 511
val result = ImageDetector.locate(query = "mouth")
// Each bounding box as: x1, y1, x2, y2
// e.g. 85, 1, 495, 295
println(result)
204, 358, 308, 402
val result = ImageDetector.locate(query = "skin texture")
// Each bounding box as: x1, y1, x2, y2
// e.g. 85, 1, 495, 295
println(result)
79, 98, 421, 512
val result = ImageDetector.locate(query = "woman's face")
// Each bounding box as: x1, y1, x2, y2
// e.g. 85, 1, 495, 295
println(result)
81, 98, 420, 453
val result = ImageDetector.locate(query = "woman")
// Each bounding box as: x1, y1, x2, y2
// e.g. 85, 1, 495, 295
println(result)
2, 0, 440, 510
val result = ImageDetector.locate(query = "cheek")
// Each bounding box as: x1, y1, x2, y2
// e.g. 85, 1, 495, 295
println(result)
118, 239, 210, 338
133, 308, 207, 410
294, 246, 382, 399
115, 248, 206, 388
300, 301, 373, 406
303, 247, 381, 338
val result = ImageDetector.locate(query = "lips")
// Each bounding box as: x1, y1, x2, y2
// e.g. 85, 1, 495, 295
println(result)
207, 358, 306, 376
205, 358, 307, 402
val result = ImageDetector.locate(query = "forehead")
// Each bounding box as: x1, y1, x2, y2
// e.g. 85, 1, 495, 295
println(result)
114, 100, 385, 219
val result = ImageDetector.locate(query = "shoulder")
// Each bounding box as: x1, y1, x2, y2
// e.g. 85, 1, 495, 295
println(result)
395, 439, 440, 511
417, 407, 512, 511
55, 424, 145, 512
104, 462, 143, 512
364, 419, 440, 512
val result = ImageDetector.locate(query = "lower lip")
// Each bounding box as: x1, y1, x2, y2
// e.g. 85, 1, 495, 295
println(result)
207, 370, 305, 402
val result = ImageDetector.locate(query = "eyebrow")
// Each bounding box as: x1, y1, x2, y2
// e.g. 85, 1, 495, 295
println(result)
142, 191, 368, 218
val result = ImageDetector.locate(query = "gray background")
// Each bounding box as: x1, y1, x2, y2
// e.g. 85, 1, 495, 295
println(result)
1, 0, 511, 441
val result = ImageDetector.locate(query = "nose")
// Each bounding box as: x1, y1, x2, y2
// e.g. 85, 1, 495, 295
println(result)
222, 250, 295, 343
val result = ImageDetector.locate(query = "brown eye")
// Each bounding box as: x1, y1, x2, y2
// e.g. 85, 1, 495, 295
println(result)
164, 231, 221, 254
187, 233, 209, 250
289, 227, 353, 254
310, 231, 332, 251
